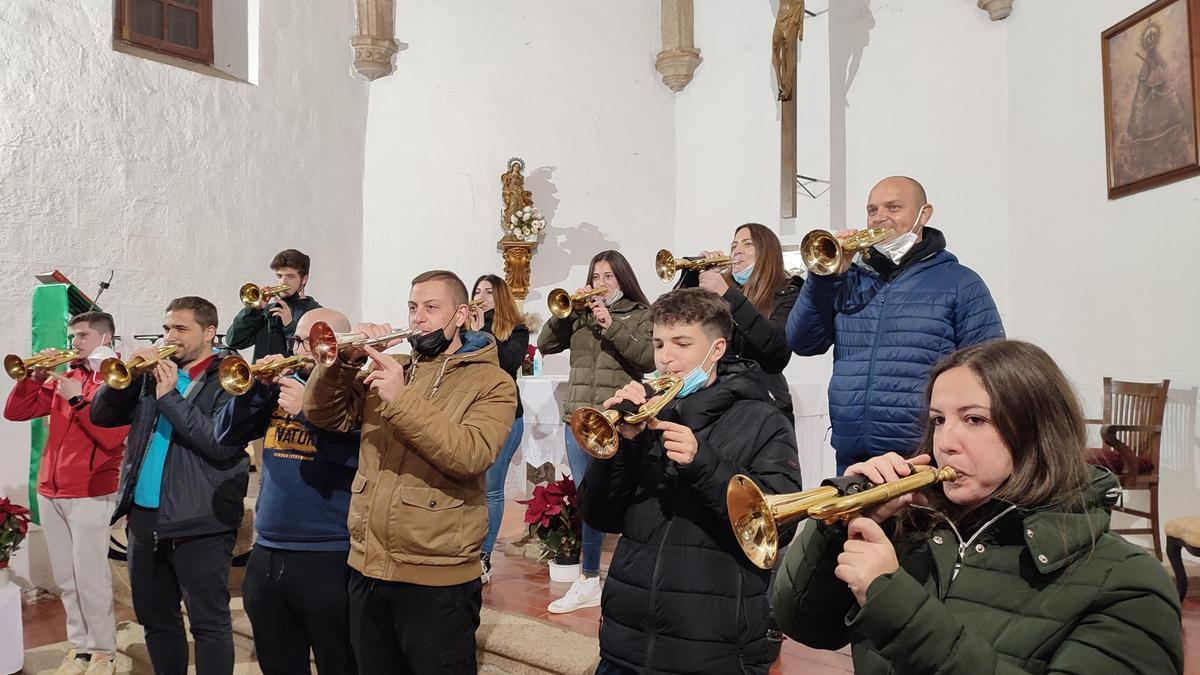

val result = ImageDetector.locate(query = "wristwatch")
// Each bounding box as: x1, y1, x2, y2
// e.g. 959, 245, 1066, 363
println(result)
68, 395, 85, 410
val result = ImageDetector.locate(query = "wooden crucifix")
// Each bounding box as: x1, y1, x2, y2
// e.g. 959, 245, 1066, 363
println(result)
772, 0, 806, 218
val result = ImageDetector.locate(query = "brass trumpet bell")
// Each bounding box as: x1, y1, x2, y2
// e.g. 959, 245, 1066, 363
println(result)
99, 345, 180, 390
308, 321, 420, 368
4, 349, 80, 380
655, 249, 733, 283
547, 286, 609, 320
218, 354, 313, 395
569, 375, 683, 459
727, 476, 842, 570
240, 283, 292, 309
799, 227, 894, 276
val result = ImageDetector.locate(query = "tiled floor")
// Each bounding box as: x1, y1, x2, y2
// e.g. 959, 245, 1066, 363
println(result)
19, 504, 1200, 674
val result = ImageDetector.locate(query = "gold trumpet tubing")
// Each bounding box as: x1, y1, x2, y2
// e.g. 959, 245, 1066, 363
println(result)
839, 227, 894, 253
467, 299, 485, 310
570, 287, 609, 306
240, 282, 291, 308
4, 349, 80, 379
678, 254, 733, 273
623, 375, 684, 424
806, 466, 957, 523
250, 355, 312, 379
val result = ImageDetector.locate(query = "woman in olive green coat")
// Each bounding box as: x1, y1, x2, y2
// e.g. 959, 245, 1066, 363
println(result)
537, 250, 655, 614
774, 340, 1183, 674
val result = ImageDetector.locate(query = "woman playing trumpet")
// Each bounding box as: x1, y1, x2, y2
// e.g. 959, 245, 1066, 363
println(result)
774, 340, 1183, 674
536, 250, 654, 613
679, 223, 802, 421
468, 274, 530, 583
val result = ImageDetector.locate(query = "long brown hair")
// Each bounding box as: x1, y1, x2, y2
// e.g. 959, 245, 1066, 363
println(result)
916, 340, 1091, 521
585, 250, 650, 307
735, 223, 789, 317
472, 274, 521, 341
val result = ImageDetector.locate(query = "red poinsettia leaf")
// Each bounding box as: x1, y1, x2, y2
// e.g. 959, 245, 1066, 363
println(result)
546, 504, 562, 516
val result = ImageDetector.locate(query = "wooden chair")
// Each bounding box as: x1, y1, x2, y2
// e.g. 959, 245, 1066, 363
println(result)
1086, 377, 1170, 560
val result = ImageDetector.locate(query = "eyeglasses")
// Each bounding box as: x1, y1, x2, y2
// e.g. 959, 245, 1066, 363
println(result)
286, 336, 310, 352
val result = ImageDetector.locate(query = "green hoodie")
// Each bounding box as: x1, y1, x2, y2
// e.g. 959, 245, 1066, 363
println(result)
774, 466, 1183, 674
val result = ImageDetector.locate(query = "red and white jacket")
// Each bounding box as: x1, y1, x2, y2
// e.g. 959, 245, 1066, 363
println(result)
4, 364, 130, 498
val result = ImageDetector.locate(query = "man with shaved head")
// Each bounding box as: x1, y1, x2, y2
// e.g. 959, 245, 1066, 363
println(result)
787, 176, 1004, 474
215, 307, 360, 673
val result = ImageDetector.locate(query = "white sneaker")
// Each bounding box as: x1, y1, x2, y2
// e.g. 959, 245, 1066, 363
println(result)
548, 576, 602, 614
84, 654, 116, 675
54, 651, 88, 675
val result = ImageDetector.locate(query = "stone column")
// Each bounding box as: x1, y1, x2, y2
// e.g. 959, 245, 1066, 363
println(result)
977, 0, 1014, 21
353, 0, 399, 81
655, 0, 703, 92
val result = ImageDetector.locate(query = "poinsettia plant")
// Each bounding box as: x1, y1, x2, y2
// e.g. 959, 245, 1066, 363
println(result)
0, 497, 32, 570
517, 477, 582, 563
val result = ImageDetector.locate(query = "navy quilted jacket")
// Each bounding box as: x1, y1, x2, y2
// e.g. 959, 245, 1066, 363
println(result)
786, 234, 1003, 467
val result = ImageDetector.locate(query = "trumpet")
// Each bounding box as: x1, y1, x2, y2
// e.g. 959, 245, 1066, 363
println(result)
799, 227, 894, 276
547, 286, 609, 320
240, 283, 292, 309
568, 375, 684, 459
655, 249, 732, 283
727, 465, 957, 569
308, 321, 421, 368
4, 349, 80, 380
467, 299, 485, 311
218, 354, 313, 395
99, 345, 180, 390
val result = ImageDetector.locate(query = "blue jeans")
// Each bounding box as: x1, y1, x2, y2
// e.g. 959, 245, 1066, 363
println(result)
483, 417, 525, 556
564, 423, 605, 575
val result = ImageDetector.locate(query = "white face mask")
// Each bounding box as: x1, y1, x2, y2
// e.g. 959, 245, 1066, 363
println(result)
85, 345, 118, 371
873, 205, 927, 265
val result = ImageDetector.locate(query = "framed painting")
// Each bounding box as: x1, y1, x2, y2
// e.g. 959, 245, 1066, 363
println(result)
1102, 0, 1200, 198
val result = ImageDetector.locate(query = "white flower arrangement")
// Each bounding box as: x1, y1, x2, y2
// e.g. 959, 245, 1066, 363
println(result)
508, 205, 546, 241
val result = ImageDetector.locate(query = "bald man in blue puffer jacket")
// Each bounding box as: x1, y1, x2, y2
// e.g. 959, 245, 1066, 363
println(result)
788, 176, 1004, 474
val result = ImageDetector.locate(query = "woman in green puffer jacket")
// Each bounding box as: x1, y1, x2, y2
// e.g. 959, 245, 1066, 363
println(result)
774, 339, 1183, 674
537, 250, 655, 614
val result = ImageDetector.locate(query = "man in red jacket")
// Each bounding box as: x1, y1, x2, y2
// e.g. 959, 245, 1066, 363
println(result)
4, 311, 130, 675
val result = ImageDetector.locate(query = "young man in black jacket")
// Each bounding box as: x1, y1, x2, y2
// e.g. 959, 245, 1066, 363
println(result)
578, 288, 803, 675
92, 296, 249, 675
224, 248, 321, 361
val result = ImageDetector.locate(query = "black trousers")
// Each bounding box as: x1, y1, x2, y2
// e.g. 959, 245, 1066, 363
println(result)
127, 506, 235, 675
347, 569, 482, 675
242, 544, 356, 674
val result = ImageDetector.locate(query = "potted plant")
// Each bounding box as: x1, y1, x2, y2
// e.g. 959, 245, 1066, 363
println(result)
517, 477, 582, 581
0, 497, 32, 587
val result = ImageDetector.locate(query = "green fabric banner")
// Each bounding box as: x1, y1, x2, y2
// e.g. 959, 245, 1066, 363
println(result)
28, 284, 70, 524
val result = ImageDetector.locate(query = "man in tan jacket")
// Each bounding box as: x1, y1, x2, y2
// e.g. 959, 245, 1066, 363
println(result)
303, 270, 517, 674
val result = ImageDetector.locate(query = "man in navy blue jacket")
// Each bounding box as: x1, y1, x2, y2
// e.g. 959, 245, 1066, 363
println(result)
214, 308, 359, 675
787, 176, 1004, 474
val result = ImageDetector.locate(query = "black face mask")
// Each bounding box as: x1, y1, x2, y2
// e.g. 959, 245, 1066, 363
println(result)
410, 314, 460, 358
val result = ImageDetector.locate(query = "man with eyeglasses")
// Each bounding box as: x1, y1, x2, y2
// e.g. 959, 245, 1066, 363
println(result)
215, 307, 359, 674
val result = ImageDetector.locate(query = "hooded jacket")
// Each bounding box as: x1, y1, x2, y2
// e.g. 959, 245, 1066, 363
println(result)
774, 467, 1183, 674
302, 331, 517, 586
578, 358, 803, 674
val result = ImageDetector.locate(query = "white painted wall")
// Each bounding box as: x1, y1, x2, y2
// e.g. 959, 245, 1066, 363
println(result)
359, 0, 677, 381
0, 0, 368, 587
1002, 0, 1200, 543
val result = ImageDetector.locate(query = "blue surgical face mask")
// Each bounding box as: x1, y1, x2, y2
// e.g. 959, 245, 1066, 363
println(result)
676, 340, 719, 398
873, 205, 927, 265
732, 264, 754, 285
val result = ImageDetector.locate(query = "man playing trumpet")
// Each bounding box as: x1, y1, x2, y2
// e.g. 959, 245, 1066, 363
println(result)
90, 297, 250, 675
4, 312, 129, 675
226, 248, 321, 361
787, 176, 1004, 475
302, 270, 516, 674
213, 308, 360, 674
578, 288, 802, 675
